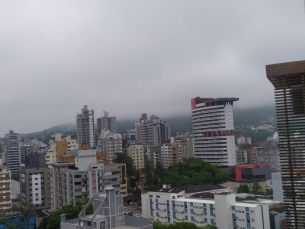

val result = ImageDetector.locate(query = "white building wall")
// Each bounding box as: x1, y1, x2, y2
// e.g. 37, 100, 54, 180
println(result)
192, 100, 237, 167
143, 191, 270, 229
32, 174, 42, 205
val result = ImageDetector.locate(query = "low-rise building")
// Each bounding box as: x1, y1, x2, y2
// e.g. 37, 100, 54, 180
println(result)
51, 149, 121, 210
0, 166, 11, 213
61, 188, 152, 229
142, 185, 270, 229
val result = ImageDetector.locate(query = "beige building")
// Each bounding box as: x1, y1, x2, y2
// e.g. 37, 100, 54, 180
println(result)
128, 144, 145, 169
161, 143, 183, 168
0, 166, 11, 213
21, 166, 51, 209
46, 134, 79, 168
105, 163, 128, 197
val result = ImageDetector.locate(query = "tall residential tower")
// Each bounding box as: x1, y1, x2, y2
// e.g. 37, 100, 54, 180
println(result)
97, 111, 116, 139
266, 60, 305, 228
76, 105, 95, 148
191, 97, 238, 167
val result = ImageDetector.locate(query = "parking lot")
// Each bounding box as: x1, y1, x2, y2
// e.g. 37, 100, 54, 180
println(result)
124, 204, 143, 216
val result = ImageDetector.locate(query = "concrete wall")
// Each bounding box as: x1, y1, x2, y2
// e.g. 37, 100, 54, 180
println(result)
125, 215, 152, 229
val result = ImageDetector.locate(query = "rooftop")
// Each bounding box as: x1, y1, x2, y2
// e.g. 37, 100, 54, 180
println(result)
152, 184, 227, 194
269, 205, 287, 216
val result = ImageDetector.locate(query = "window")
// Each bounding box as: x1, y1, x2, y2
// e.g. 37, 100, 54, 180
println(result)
156, 195, 160, 198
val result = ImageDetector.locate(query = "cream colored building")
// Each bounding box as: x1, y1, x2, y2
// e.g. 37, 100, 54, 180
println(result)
128, 144, 145, 169
45, 134, 79, 168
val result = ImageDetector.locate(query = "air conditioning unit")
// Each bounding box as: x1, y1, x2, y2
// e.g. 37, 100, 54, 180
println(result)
214, 214, 216, 217
252, 227, 255, 229
252, 218, 254, 222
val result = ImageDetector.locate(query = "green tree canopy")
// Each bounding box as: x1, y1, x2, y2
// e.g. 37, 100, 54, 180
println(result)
237, 184, 250, 193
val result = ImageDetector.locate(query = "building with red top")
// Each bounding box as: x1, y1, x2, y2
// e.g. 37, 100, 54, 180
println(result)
191, 97, 239, 166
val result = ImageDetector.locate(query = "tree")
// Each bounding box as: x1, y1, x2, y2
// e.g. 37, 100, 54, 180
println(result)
161, 173, 187, 189
251, 183, 263, 195
206, 224, 218, 229
45, 199, 93, 229
191, 172, 212, 185
37, 216, 49, 229
237, 184, 250, 193
11, 172, 20, 181
12, 203, 36, 229
178, 162, 183, 176
0, 219, 14, 229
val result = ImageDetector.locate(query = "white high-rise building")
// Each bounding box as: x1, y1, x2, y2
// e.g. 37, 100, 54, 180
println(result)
191, 97, 239, 166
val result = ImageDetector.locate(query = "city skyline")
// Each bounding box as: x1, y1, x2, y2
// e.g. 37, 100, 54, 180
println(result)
0, 1, 305, 135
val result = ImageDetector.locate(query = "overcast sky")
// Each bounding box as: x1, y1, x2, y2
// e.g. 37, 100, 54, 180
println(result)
1, 1, 305, 135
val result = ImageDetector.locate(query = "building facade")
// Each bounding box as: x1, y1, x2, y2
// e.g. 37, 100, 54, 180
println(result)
0, 166, 11, 213
161, 143, 183, 169
140, 115, 171, 146
191, 97, 238, 167
266, 60, 305, 228
20, 166, 51, 209
142, 185, 270, 229
4, 130, 20, 174
135, 113, 148, 143
45, 135, 79, 168
127, 144, 145, 170
76, 105, 95, 148
105, 163, 128, 198
97, 111, 117, 139
98, 129, 122, 162
256, 141, 281, 173
51, 149, 120, 210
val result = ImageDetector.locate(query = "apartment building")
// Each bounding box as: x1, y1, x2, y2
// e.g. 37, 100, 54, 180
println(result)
160, 143, 183, 169
51, 149, 120, 210
237, 136, 251, 145
147, 145, 162, 167
0, 166, 11, 213
191, 97, 238, 166
174, 135, 194, 159
98, 129, 122, 162
97, 111, 117, 139
140, 115, 171, 146
45, 135, 79, 168
256, 141, 281, 173
20, 151, 50, 209
4, 130, 20, 173
76, 105, 95, 148
142, 185, 270, 229
127, 144, 145, 169
61, 188, 152, 229
20, 166, 51, 209
20, 144, 33, 165
105, 163, 128, 198
135, 113, 148, 143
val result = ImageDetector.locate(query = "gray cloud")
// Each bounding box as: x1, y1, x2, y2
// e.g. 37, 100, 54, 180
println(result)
0, 1, 305, 135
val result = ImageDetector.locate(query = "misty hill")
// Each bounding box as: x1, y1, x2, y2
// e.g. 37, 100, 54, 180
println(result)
23, 106, 277, 140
